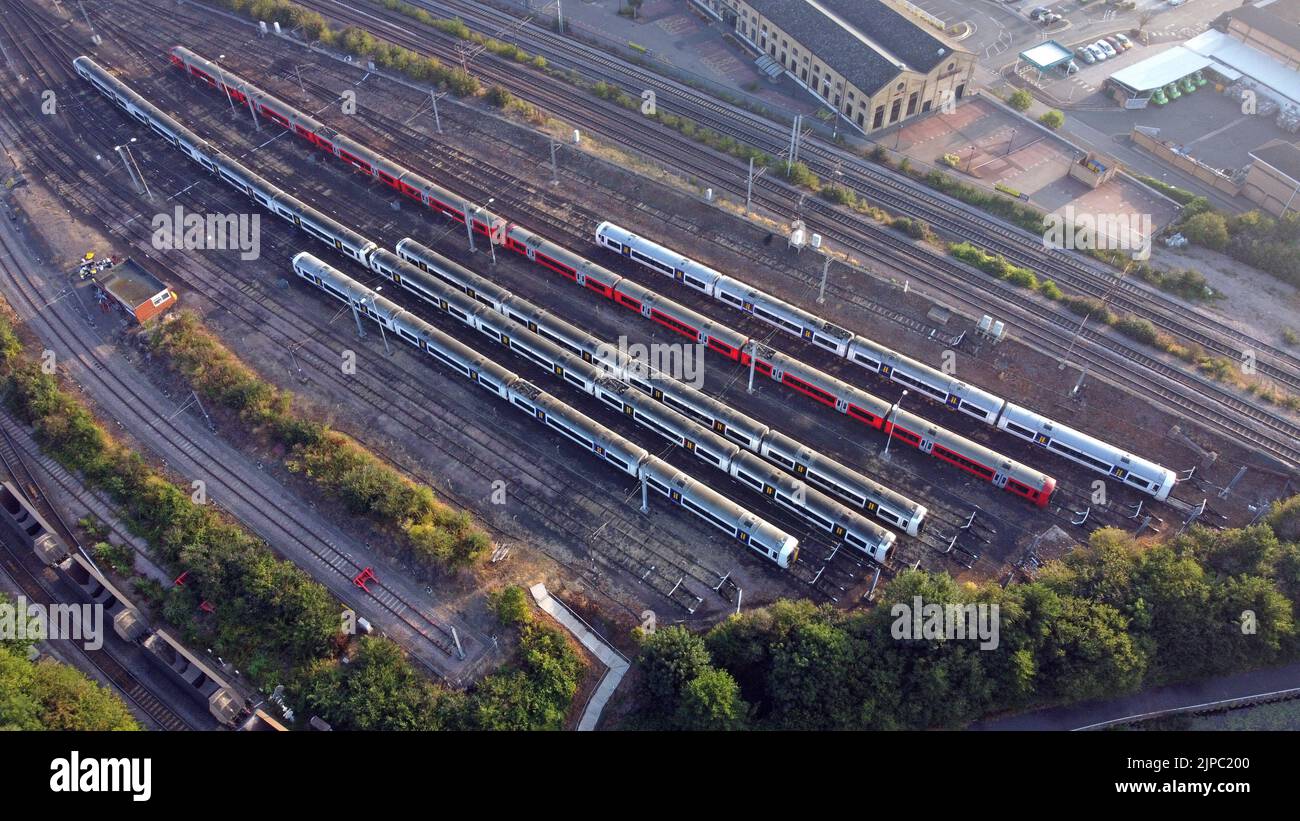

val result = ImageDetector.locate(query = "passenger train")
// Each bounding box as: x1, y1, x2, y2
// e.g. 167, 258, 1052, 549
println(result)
594, 223, 1179, 502
293, 253, 806, 565
76, 54, 812, 566
162, 46, 1066, 509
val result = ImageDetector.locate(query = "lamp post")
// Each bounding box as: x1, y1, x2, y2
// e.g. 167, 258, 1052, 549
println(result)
883, 389, 908, 457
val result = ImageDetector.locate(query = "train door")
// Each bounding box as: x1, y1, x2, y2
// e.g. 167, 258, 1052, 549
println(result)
917, 434, 935, 455
991, 470, 1009, 489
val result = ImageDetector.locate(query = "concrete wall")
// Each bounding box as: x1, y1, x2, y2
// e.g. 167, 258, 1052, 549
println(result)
1131, 129, 1244, 198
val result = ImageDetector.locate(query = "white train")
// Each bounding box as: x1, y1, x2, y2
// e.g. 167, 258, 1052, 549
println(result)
293, 252, 804, 566
74, 55, 807, 567
595, 221, 1178, 501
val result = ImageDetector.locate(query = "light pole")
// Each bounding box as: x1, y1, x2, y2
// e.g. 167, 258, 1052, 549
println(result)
113, 138, 150, 199
471, 197, 497, 264
883, 390, 908, 457
216, 54, 237, 116
368, 289, 391, 355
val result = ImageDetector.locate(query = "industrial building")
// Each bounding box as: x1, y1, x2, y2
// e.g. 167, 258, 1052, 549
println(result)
693, 0, 976, 134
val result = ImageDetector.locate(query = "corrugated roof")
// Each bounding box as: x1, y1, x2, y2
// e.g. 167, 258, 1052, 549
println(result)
744, 0, 955, 95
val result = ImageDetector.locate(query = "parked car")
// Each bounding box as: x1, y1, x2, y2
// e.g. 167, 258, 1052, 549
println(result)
1087, 43, 1107, 61
1114, 33, 1133, 50
1043, 12, 1062, 24
1168, 0, 1186, 6
1106, 37, 1125, 53
1030, 6, 1050, 19
1096, 40, 1117, 58
1077, 47, 1096, 64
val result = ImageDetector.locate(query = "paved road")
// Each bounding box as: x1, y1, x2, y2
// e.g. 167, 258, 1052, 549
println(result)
972, 660, 1300, 730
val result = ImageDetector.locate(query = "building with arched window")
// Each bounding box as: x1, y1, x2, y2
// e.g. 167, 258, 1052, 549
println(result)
694, 0, 975, 134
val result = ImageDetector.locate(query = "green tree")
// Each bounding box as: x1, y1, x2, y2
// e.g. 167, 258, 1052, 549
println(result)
1182, 211, 1229, 251
673, 668, 748, 730
1008, 89, 1033, 111
637, 625, 712, 710
1037, 109, 1065, 129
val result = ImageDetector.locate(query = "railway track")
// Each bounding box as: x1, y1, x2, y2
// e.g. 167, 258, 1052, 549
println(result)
0, 0, 814, 618
249, 0, 1298, 472
393, 0, 1300, 395
0, 0, 493, 668
0, 412, 200, 731
149, 16, 1170, 563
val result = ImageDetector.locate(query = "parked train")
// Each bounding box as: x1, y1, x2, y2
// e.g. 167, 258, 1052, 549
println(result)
10, 479, 248, 727
594, 222, 1179, 502
77, 55, 819, 566
391, 238, 926, 538
163, 46, 1061, 509
293, 252, 807, 565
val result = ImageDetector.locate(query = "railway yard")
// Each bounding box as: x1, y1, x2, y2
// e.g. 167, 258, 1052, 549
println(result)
0, 0, 1297, 731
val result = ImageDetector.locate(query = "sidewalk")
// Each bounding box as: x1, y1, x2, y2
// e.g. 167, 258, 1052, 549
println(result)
531, 582, 629, 731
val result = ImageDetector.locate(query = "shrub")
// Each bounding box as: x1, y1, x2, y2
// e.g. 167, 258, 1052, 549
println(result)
1182, 211, 1229, 251
1038, 109, 1064, 129
490, 585, 533, 626
1008, 89, 1033, 112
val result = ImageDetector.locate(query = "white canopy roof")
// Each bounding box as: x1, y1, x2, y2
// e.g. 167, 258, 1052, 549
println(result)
1108, 46, 1213, 93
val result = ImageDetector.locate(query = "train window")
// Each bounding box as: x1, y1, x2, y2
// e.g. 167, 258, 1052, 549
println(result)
634, 413, 678, 443
615, 292, 642, 311
736, 471, 765, 491
696, 449, 723, 467
724, 430, 752, 448
1004, 421, 1035, 439
681, 498, 731, 533
563, 373, 585, 388
649, 309, 696, 337
958, 400, 990, 421
845, 532, 869, 550
1007, 479, 1031, 494
877, 508, 903, 526
812, 334, 838, 350
511, 397, 534, 413
646, 476, 670, 495
718, 291, 744, 307
892, 427, 921, 446
1048, 440, 1110, 472
397, 328, 417, 343
684, 275, 707, 290
1126, 475, 1153, 490
852, 351, 882, 370
605, 454, 628, 471
753, 306, 801, 335
767, 451, 796, 470
598, 392, 623, 410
